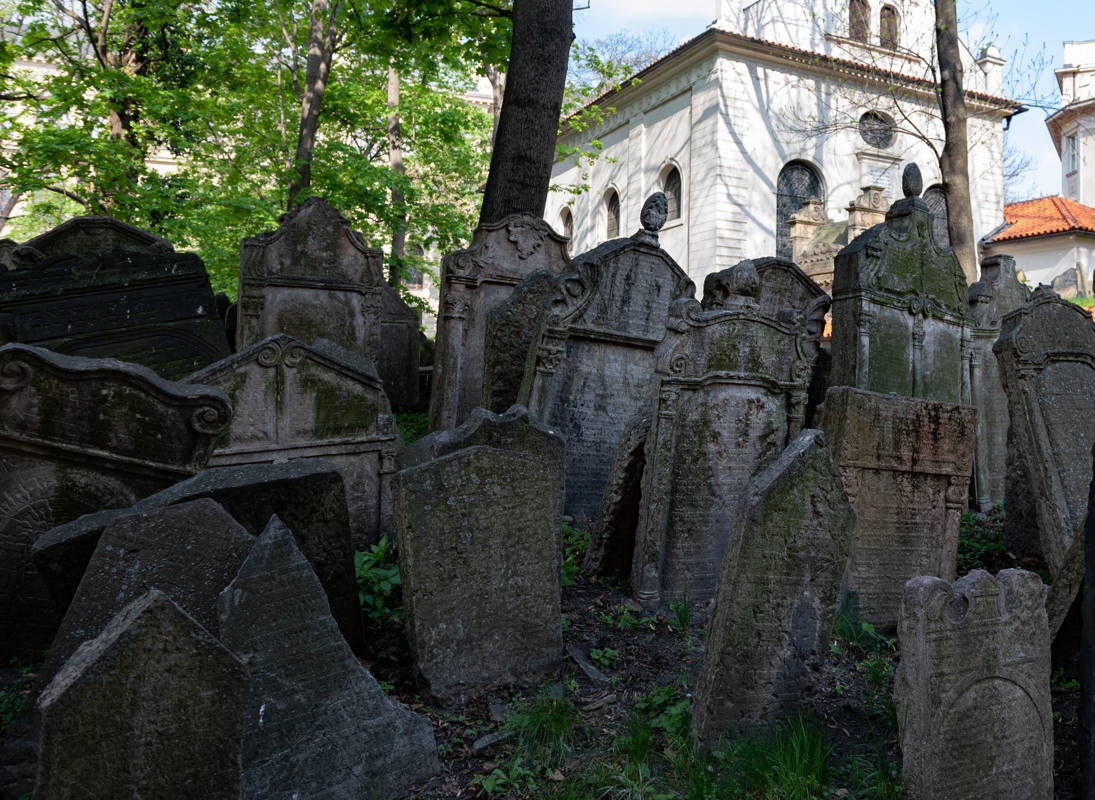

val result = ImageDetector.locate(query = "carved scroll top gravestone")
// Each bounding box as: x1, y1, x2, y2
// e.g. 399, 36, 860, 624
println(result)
3, 216, 174, 271
442, 212, 571, 285
969, 254, 1031, 330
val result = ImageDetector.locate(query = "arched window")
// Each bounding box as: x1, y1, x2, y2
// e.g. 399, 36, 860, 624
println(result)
923, 185, 950, 247
606, 189, 621, 239
663, 166, 682, 221
776, 162, 824, 259
559, 207, 573, 253
849, 0, 870, 43
879, 5, 899, 49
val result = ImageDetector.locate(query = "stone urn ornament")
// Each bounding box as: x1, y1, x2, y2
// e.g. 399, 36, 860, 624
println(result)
634, 192, 668, 246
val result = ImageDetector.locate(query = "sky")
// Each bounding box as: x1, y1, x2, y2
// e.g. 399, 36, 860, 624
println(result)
572, 0, 1085, 201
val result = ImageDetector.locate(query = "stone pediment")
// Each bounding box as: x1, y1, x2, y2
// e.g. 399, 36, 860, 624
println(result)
22, 216, 174, 261
442, 213, 571, 284
968, 254, 1030, 330
995, 286, 1095, 368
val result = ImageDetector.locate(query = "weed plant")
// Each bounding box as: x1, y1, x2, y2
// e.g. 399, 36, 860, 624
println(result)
956, 504, 1008, 575
353, 536, 402, 625
505, 690, 581, 765
395, 412, 429, 445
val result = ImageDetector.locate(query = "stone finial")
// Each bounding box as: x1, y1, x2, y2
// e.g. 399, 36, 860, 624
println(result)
633, 192, 668, 246
902, 163, 923, 198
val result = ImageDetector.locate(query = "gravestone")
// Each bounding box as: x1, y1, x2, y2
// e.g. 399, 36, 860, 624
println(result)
692, 430, 855, 746
0, 344, 230, 657
0, 217, 230, 379
624, 258, 829, 607
236, 197, 419, 411
820, 386, 975, 630
219, 517, 439, 799
36, 589, 245, 800
830, 164, 971, 404
430, 214, 570, 430
32, 460, 363, 651
186, 334, 399, 549
585, 412, 650, 579
1083, 444, 1095, 796
520, 194, 694, 523
42, 499, 253, 683
896, 570, 1052, 799
995, 286, 1095, 635
395, 417, 564, 706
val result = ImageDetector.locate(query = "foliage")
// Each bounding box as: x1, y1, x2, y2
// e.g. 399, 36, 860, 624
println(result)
832, 603, 896, 657
470, 753, 538, 797
956, 504, 1008, 575
353, 536, 402, 625
721, 716, 833, 800
0, 662, 32, 736
504, 689, 580, 765
589, 647, 619, 670
561, 522, 589, 587
1052, 667, 1080, 693
395, 412, 429, 445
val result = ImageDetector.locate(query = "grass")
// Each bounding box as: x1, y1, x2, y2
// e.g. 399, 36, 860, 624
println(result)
505, 690, 581, 765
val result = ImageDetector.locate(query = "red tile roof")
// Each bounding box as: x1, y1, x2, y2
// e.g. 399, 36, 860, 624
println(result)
991, 196, 1095, 241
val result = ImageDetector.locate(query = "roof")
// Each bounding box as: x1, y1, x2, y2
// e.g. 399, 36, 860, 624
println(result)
565, 28, 1024, 127
988, 196, 1095, 242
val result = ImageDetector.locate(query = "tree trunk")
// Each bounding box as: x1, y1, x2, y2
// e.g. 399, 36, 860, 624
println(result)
388, 64, 407, 287
287, 0, 341, 209
485, 65, 505, 145
478, 0, 572, 225
934, 0, 978, 283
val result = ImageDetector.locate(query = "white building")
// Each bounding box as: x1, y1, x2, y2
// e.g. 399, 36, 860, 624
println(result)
549, 0, 1021, 286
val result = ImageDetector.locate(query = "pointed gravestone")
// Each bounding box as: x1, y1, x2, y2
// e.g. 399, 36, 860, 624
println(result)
830, 163, 971, 404
36, 589, 246, 800
896, 570, 1052, 799
42, 499, 254, 684
0, 217, 230, 379
520, 193, 694, 523
236, 197, 419, 411
995, 286, 1095, 636
186, 334, 400, 550
395, 409, 564, 706
0, 344, 230, 657
32, 460, 363, 652
821, 386, 976, 630
430, 214, 570, 431
692, 430, 855, 746
219, 517, 439, 799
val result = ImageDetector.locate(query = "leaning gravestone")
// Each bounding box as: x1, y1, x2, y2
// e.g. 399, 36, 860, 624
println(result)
829, 164, 971, 404
896, 570, 1052, 799
692, 430, 854, 747
219, 517, 439, 800
520, 193, 694, 523
186, 334, 400, 550
42, 499, 253, 684
995, 287, 1095, 635
967, 254, 1030, 512
36, 589, 246, 800
395, 410, 564, 706
430, 214, 570, 431
821, 386, 975, 630
0, 217, 231, 379
32, 459, 363, 651
236, 197, 420, 411
607, 258, 829, 608
0, 344, 229, 658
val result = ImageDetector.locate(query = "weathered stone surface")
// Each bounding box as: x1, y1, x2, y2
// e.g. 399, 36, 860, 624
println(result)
395, 444, 564, 706
896, 570, 1052, 800
692, 430, 855, 745
820, 386, 975, 630
1082, 442, 1095, 795
186, 334, 399, 550
236, 197, 419, 411
586, 412, 649, 578
625, 259, 829, 608
36, 589, 245, 800
0, 344, 230, 658
994, 286, 1095, 635
430, 215, 570, 431
0, 218, 230, 380
830, 167, 971, 404
42, 499, 253, 683
219, 517, 439, 799
968, 254, 1030, 511
481, 269, 562, 415
32, 460, 363, 651
520, 205, 695, 523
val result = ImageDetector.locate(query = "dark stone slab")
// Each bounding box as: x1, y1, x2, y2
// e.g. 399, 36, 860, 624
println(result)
36, 589, 245, 800
219, 517, 439, 799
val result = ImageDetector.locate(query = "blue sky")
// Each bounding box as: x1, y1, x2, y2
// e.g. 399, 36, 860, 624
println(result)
573, 0, 1083, 200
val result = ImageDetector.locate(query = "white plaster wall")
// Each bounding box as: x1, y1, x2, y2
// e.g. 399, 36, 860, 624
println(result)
986, 235, 1095, 288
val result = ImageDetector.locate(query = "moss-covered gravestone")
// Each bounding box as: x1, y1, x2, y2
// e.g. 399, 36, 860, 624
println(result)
430, 215, 570, 431
0, 344, 230, 658
186, 334, 400, 550
36, 589, 246, 800
692, 430, 854, 746
830, 164, 971, 404
219, 517, 439, 799
236, 197, 420, 411
896, 570, 1052, 799
520, 194, 694, 524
